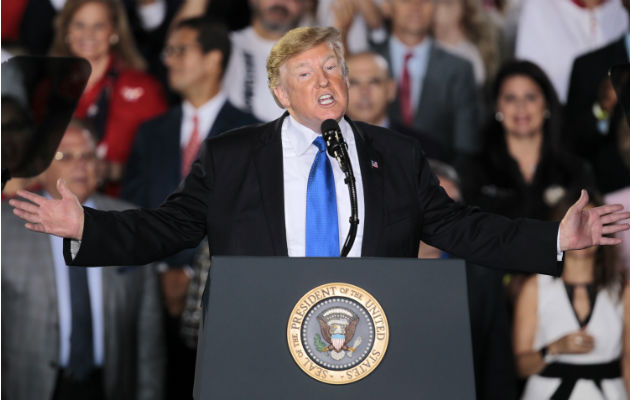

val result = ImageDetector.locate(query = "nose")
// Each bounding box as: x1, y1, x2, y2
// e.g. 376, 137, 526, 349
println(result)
316, 69, 330, 88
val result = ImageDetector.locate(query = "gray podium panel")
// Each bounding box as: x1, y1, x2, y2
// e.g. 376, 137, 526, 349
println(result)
194, 256, 475, 399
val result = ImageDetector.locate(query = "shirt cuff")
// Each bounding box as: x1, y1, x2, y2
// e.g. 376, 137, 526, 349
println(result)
138, 0, 166, 31
70, 239, 82, 260
556, 231, 564, 262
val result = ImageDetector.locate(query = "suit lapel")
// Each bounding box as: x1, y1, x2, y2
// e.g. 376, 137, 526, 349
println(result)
253, 114, 288, 256
207, 100, 229, 139
347, 118, 384, 257
416, 43, 440, 127
166, 107, 183, 182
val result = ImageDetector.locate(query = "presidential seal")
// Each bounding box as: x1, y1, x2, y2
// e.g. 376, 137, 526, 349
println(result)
287, 283, 389, 384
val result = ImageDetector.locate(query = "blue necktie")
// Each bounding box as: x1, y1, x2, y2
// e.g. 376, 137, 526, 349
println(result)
306, 136, 340, 257
68, 267, 94, 380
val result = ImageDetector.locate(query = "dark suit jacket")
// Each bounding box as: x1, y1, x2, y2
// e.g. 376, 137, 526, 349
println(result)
565, 35, 630, 193
66, 114, 561, 277
121, 100, 258, 266
371, 40, 481, 162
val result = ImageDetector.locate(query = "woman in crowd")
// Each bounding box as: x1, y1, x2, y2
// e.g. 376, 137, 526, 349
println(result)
49, 0, 167, 194
432, 0, 498, 87
513, 190, 629, 399
460, 60, 596, 221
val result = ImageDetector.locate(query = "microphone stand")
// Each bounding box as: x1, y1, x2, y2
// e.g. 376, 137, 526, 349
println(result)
322, 126, 359, 257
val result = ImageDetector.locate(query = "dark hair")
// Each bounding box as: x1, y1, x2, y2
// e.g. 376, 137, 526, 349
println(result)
174, 17, 232, 74
550, 188, 627, 299
483, 60, 563, 151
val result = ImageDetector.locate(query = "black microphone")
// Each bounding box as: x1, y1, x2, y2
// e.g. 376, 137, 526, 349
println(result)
321, 119, 349, 173
320, 119, 359, 257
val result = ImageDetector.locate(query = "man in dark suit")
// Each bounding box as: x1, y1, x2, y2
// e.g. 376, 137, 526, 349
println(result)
10, 27, 630, 287
346, 50, 446, 161
120, 17, 257, 400
370, 0, 481, 165
2, 120, 164, 400
565, 0, 630, 194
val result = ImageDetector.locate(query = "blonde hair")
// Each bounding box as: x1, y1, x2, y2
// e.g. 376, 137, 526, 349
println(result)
50, 0, 147, 71
267, 26, 347, 108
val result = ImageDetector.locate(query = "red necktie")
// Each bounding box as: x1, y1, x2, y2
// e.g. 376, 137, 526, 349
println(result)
181, 114, 201, 178
400, 52, 413, 126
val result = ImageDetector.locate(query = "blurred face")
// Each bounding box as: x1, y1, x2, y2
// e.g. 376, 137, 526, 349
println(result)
273, 43, 349, 133
40, 127, 100, 203
163, 27, 220, 95
67, 1, 115, 62
250, 0, 303, 33
433, 0, 463, 34
496, 75, 547, 138
347, 54, 396, 125
390, 0, 435, 40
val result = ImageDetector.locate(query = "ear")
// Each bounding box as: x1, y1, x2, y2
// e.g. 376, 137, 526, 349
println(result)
273, 85, 291, 109
386, 78, 396, 102
205, 49, 224, 75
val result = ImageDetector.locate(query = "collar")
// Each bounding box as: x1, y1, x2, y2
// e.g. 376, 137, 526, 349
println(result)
284, 115, 355, 156
182, 91, 227, 119
569, 0, 608, 8
390, 35, 432, 59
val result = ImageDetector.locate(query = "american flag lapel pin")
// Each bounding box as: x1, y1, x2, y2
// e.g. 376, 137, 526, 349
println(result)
371, 160, 379, 169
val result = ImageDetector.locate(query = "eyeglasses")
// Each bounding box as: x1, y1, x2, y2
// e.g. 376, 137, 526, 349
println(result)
161, 43, 201, 61
54, 151, 97, 163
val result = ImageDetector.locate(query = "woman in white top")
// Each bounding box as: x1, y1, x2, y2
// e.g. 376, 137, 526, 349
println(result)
514, 190, 630, 400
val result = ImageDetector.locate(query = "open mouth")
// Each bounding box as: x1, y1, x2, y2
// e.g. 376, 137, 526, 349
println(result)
318, 94, 335, 106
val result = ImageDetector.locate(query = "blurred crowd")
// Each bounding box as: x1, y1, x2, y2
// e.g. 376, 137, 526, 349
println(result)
2, 0, 629, 399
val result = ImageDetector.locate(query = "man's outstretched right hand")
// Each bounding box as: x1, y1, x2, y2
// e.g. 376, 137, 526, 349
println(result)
9, 178, 85, 240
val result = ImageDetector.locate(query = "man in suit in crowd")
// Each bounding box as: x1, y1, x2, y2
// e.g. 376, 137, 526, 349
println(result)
10, 27, 630, 293
565, 0, 630, 194
120, 17, 257, 399
2, 120, 165, 400
371, 0, 481, 165
346, 51, 445, 161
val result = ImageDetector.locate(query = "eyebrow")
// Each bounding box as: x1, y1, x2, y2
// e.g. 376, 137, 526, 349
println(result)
293, 55, 337, 69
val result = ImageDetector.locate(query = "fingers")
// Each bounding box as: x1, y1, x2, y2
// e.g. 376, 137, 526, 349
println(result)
8, 199, 40, 214
594, 204, 624, 216
599, 237, 622, 246
12, 207, 42, 224
602, 224, 630, 235
600, 211, 630, 225
24, 222, 48, 234
15, 189, 45, 205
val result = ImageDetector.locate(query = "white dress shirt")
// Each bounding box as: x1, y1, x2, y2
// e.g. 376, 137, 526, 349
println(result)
180, 92, 227, 148
50, 197, 104, 367
282, 116, 365, 257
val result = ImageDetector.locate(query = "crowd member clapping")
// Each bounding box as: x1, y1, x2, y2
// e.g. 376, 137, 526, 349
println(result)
50, 0, 167, 194
513, 190, 629, 400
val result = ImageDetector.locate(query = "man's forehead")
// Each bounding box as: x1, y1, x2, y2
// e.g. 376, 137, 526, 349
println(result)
348, 57, 388, 79
168, 27, 198, 44
59, 127, 95, 150
283, 43, 337, 68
